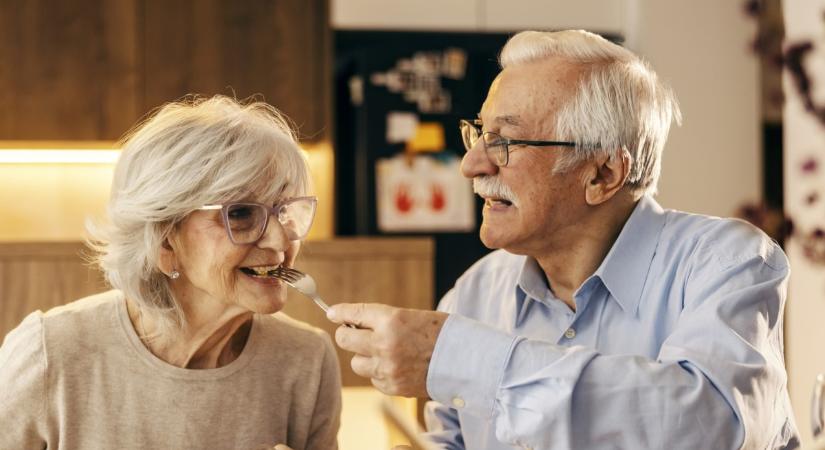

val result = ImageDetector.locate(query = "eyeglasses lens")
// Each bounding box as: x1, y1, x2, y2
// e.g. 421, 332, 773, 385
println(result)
224, 199, 316, 244
278, 199, 316, 241
226, 203, 269, 244
482, 132, 507, 166
461, 121, 480, 152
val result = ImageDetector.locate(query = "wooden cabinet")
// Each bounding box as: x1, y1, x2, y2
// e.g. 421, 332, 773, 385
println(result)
0, 0, 329, 141
0, 0, 141, 140
141, 0, 330, 141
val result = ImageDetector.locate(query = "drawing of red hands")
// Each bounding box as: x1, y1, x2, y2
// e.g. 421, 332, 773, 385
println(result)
430, 184, 446, 211
394, 184, 414, 213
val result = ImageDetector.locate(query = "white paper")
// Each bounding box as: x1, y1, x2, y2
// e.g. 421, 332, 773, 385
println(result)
376, 154, 475, 232
385, 112, 419, 144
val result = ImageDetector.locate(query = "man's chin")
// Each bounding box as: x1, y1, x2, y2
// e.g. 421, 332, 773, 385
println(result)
479, 227, 507, 250
480, 227, 533, 255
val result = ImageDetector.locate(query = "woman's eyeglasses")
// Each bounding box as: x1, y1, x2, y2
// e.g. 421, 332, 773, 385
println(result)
459, 119, 576, 167
199, 196, 317, 244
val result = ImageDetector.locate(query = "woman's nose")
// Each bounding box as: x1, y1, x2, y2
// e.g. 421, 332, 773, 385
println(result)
256, 216, 290, 251
460, 140, 499, 179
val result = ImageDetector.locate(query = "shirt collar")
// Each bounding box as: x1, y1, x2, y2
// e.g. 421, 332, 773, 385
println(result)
515, 195, 667, 311
593, 194, 667, 313
517, 256, 554, 304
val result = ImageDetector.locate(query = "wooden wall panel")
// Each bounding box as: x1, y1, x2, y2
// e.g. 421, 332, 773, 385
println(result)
284, 239, 435, 386
99, 0, 142, 139
0, 0, 18, 137
0, 0, 329, 141
0, 242, 107, 336
0, 0, 140, 140
141, 0, 329, 140
0, 238, 434, 387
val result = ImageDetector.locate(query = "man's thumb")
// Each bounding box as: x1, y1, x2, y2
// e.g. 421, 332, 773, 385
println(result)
327, 302, 376, 327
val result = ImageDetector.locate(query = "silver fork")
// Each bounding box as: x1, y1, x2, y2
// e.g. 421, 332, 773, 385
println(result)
270, 267, 331, 312
271, 267, 355, 328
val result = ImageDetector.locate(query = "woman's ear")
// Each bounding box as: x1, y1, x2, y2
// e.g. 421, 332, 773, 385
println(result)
157, 237, 176, 276
584, 149, 631, 206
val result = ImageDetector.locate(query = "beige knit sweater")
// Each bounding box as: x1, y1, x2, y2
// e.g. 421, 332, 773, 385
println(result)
0, 290, 341, 450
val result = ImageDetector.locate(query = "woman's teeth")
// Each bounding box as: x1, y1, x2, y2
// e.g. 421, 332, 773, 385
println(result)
240, 265, 282, 277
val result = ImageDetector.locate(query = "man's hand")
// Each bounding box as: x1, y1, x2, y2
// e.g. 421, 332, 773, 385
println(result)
327, 303, 449, 398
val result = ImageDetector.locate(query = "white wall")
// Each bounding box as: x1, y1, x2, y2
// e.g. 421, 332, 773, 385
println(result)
331, 0, 625, 34
332, 0, 478, 31
783, 0, 825, 445
629, 0, 761, 217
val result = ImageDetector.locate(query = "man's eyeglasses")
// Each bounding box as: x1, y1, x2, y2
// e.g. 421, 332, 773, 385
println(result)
199, 196, 317, 244
459, 119, 576, 167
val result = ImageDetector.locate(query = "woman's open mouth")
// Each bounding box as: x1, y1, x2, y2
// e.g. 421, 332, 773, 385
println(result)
239, 265, 283, 279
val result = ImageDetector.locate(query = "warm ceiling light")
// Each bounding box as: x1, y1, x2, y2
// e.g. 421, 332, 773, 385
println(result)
0, 141, 120, 164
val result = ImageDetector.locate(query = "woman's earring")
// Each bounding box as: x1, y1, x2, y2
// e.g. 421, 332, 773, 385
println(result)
169, 270, 180, 280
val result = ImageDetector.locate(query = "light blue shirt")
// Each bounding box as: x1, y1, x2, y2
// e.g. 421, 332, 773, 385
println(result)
424, 195, 799, 450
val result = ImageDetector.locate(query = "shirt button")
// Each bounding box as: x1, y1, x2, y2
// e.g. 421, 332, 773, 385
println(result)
452, 396, 465, 408
564, 328, 576, 339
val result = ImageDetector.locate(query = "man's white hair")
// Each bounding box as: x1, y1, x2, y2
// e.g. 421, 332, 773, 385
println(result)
500, 30, 681, 195
86, 95, 311, 337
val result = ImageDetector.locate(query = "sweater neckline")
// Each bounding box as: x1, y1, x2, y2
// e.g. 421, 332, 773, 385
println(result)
115, 292, 259, 380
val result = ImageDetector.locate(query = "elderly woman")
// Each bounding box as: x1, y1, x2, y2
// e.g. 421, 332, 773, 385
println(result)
0, 96, 341, 449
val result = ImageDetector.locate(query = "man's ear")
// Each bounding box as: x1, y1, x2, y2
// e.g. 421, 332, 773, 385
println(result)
583, 149, 631, 206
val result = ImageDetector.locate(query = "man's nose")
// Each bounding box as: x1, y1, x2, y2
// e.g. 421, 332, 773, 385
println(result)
256, 216, 289, 251
461, 140, 499, 179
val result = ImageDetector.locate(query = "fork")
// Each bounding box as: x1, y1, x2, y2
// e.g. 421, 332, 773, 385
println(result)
270, 267, 331, 311
271, 267, 355, 327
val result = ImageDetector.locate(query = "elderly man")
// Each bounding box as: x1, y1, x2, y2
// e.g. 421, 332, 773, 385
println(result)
328, 30, 799, 449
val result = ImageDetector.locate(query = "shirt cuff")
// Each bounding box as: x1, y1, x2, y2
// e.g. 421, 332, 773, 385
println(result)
426, 314, 519, 419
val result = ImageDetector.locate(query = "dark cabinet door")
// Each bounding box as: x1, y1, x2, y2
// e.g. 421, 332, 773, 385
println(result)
141, 0, 330, 141
0, 0, 329, 141
0, 0, 141, 140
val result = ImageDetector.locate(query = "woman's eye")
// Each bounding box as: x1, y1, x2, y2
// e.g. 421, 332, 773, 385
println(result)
228, 206, 254, 220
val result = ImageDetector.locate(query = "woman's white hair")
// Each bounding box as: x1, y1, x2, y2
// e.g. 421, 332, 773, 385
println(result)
500, 30, 682, 195
86, 95, 311, 336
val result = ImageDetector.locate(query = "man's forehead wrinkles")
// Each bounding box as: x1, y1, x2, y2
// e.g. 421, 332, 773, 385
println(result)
499, 115, 523, 126
478, 115, 523, 127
